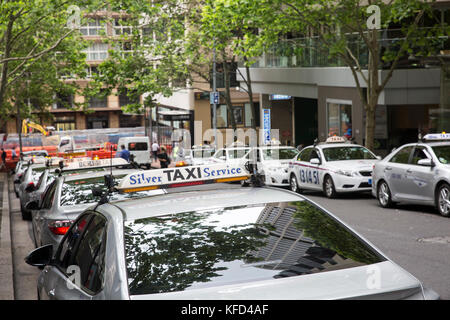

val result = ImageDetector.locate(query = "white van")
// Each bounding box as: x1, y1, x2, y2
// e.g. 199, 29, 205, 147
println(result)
117, 136, 151, 167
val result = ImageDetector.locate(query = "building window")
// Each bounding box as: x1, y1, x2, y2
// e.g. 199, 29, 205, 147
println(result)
113, 18, 132, 35
88, 90, 108, 108
54, 93, 73, 109
84, 42, 108, 61
80, 18, 105, 36
327, 101, 352, 139
86, 114, 109, 129
212, 103, 259, 128
54, 115, 76, 131
119, 90, 139, 108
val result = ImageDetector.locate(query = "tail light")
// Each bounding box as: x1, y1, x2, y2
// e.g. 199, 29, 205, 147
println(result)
25, 182, 35, 192
48, 220, 74, 235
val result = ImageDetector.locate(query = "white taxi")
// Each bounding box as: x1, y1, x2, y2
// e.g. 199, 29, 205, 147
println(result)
288, 136, 380, 198
240, 146, 299, 187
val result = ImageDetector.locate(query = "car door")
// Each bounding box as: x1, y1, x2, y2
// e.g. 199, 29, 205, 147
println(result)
385, 145, 414, 199
294, 147, 318, 190
34, 180, 58, 246
40, 212, 107, 300
404, 146, 436, 202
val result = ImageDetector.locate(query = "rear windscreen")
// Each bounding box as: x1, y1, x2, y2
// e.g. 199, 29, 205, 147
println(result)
60, 175, 161, 206
124, 200, 385, 296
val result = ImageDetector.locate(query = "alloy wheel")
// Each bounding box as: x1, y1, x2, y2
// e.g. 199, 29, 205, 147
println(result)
438, 184, 450, 217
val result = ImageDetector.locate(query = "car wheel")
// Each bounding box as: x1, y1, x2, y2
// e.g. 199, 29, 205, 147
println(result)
377, 180, 394, 208
323, 175, 337, 198
290, 174, 301, 193
436, 183, 450, 217
21, 206, 31, 221
240, 179, 249, 187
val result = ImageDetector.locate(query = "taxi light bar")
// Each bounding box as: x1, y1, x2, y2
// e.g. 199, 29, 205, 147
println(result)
48, 220, 74, 235
118, 163, 250, 193
423, 133, 450, 141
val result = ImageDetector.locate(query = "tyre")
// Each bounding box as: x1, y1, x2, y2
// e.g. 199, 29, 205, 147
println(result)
240, 179, 249, 187
290, 174, 300, 193
323, 175, 337, 198
377, 180, 395, 208
21, 205, 31, 221
436, 183, 450, 217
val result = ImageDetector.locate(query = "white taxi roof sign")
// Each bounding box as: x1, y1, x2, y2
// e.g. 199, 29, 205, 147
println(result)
325, 136, 347, 143
118, 163, 250, 193
423, 133, 450, 141
64, 158, 128, 170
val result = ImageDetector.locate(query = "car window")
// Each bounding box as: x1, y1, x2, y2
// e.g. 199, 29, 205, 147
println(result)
124, 200, 385, 296
261, 148, 298, 160
297, 148, 312, 161
432, 145, 450, 164
227, 149, 250, 159
310, 149, 321, 161
213, 149, 226, 159
71, 214, 107, 294
55, 214, 93, 270
128, 142, 148, 151
322, 146, 376, 162
35, 171, 46, 190
41, 181, 57, 210
411, 147, 431, 165
389, 146, 413, 164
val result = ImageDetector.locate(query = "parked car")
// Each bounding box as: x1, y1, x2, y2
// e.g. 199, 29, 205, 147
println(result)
372, 133, 450, 217
26, 164, 439, 300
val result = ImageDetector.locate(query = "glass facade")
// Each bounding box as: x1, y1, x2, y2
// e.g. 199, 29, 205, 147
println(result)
327, 102, 352, 139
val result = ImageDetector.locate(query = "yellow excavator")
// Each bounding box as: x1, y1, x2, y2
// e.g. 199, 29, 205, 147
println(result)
22, 119, 51, 136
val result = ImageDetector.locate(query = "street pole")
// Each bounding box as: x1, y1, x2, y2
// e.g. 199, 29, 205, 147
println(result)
213, 40, 217, 149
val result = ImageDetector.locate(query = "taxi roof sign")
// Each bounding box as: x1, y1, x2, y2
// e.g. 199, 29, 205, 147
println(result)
423, 133, 450, 141
63, 157, 128, 170
118, 163, 250, 193
325, 136, 347, 143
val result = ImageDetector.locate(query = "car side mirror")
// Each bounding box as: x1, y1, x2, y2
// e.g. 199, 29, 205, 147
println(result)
376, 156, 382, 160
417, 159, 434, 167
25, 183, 36, 193
219, 156, 226, 161
310, 158, 321, 165
25, 244, 53, 267
25, 200, 40, 211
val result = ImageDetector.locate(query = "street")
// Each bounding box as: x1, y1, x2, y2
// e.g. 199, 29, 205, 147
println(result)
1, 178, 449, 300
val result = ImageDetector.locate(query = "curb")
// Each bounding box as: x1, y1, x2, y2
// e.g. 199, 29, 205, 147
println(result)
0, 172, 14, 299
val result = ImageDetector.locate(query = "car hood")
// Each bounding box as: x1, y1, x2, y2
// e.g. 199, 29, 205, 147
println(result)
327, 159, 378, 172
131, 261, 423, 300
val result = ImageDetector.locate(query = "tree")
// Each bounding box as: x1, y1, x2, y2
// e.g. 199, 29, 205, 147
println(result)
242, 0, 448, 149
0, 0, 102, 136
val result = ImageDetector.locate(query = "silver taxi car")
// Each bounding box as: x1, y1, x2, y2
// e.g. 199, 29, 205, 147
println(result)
29, 169, 164, 249
373, 133, 450, 217
25, 164, 438, 300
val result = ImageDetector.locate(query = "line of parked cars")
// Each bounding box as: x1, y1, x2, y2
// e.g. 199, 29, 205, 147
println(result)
13, 134, 448, 300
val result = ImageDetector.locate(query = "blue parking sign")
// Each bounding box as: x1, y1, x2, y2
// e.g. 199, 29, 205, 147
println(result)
263, 109, 271, 144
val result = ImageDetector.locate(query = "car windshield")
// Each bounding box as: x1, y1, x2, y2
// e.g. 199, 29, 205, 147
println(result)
432, 145, 450, 164
60, 175, 161, 206
227, 149, 250, 159
322, 146, 376, 162
192, 149, 215, 158
262, 148, 298, 160
124, 200, 384, 296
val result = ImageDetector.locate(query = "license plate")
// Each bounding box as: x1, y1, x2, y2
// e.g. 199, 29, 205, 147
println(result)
368, 179, 372, 186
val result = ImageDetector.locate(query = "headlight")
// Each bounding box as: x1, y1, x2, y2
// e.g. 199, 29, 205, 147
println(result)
336, 170, 357, 177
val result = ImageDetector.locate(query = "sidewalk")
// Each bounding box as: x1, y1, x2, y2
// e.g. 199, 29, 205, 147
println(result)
0, 172, 14, 299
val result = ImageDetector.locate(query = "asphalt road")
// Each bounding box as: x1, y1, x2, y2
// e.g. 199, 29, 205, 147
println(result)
300, 189, 450, 300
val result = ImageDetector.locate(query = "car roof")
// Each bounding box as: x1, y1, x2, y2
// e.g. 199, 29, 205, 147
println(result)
316, 143, 363, 149
63, 168, 138, 182
112, 186, 301, 222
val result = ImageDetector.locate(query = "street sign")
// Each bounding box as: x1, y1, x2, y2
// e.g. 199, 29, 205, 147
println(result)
263, 109, 271, 144
210, 91, 219, 104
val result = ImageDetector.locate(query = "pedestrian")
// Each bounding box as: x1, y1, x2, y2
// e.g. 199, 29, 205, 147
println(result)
151, 140, 159, 161
157, 146, 170, 169
117, 144, 130, 162
1, 148, 7, 170
11, 149, 17, 160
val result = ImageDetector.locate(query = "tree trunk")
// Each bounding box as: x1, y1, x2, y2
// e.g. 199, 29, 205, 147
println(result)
222, 53, 236, 131
244, 62, 257, 130
0, 16, 14, 112
365, 29, 380, 151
